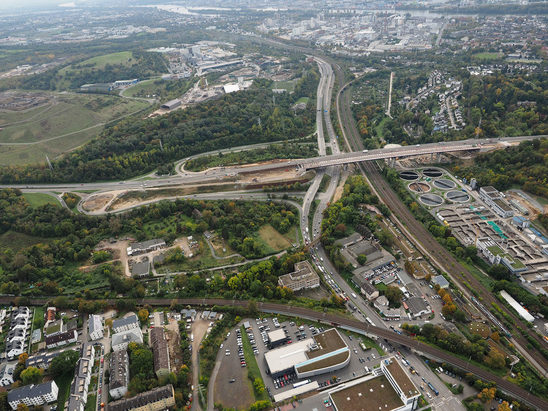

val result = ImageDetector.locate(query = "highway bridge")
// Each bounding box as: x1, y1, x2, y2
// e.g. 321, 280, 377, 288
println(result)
3, 296, 547, 409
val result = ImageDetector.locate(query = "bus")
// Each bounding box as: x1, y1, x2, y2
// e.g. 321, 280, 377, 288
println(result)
293, 379, 311, 389
427, 382, 439, 396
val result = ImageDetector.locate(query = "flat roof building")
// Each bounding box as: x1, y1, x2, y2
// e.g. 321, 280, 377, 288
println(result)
112, 314, 139, 333
404, 297, 431, 318
267, 328, 288, 349
88, 314, 103, 341
278, 261, 320, 292
264, 328, 349, 378
329, 357, 420, 411
127, 239, 166, 256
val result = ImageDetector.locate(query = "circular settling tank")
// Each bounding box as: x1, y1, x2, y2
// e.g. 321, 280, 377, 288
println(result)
433, 179, 456, 190
400, 171, 419, 181
446, 191, 470, 203
409, 182, 431, 193
419, 194, 443, 206
423, 168, 443, 178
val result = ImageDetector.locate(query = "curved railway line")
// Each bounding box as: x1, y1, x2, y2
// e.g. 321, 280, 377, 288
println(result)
335, 70, 548, 375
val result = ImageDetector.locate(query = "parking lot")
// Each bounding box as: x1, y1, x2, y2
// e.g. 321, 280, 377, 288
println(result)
244, 317, 388, 400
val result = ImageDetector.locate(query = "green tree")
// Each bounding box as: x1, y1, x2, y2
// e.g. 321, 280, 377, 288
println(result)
49, 350, 80, 377
20, 367, 43, 385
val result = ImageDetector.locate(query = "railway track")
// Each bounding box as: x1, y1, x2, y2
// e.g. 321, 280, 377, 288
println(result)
3, 296, 546, 408
335, 74, 548, 374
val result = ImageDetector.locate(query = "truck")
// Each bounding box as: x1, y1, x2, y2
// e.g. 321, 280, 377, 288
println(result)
427, 382, 439, 396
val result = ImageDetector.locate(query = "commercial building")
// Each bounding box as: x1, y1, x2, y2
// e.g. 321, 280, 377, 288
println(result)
500, 290, 535, 323
109, 350, 129, 400
278, 261, 320, 292
127, 239, 166, 256
479, 186, 513, 218
150, 327, 170, 378
329, 358, 420, 411
264, 328, 350, 378
112, 314, 139, 333
107, 384, 176, 411
67, 344, 95, 411
112, 328, 144, 352
404, 297, 431, 319
267, 328, 288, 349
89, 314, 103, 341
8, 381, 58, 410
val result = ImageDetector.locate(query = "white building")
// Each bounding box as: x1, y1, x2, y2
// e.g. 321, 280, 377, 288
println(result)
278, 261, 320, 292
329, 358, 420, 411
67, 344, 95, 411
112, 328, 144, 352
0, 363, 15, 387
8, 381, 58, 410
88, 314, 103, 341
112, 314, 139, 334
479, 186, 513, 218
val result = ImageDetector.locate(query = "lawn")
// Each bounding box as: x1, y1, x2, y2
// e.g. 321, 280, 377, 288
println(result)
257, 224, 292, 252
23, 193, 60, 207
55, 373, 74, 410
296, 97, 310, 104
85, 395, 97, 411
0, 93, 150, 165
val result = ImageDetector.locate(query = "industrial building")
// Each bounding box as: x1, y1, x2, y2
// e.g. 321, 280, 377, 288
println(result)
160, 99, 182, 110
126, 239, 166, 256
328, 358, 420, 411
264, 328, 350, 378
150, 327, 171, 378
479, 186, 514, 218
500, 290, 534, 323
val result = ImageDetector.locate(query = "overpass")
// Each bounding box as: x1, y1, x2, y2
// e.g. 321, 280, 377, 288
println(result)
4, 296, 547, 409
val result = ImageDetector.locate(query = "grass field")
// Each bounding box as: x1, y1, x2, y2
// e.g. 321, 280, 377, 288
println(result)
472, 52, 504, 61
0, 231, 51, 251
22, 192, 60, 207
241, 326, 270, 404
56, 51, 134, 89
257, 224, 292, 252
272, 80, 296, 92
296, 96, 310, 104
0, 92, 149, 165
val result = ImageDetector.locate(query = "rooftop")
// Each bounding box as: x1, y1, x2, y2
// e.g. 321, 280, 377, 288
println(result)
330, 374, 403, 411
267, 328, 287, 343
112, 314, 138, 330
385, 359, 419, 398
